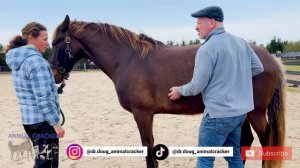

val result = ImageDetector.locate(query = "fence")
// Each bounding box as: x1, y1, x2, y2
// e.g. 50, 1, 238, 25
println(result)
278, 52, 300, 86
0, 66, 11, 72
73, 62, 99, 71
279, 52, 300, 66
279, 52, 300, 75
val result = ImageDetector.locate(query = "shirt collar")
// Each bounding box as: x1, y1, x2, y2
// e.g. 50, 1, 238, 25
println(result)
203, 27, 225, 45
24, 45, 39, 52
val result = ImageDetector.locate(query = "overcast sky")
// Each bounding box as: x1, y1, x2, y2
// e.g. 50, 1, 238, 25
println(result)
1, 0, 300, 46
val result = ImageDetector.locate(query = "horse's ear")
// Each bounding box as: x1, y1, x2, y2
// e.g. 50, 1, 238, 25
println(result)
60, 15, 70, 32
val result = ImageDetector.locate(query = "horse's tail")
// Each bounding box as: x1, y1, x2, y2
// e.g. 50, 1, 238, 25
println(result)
265, 63, 286, 168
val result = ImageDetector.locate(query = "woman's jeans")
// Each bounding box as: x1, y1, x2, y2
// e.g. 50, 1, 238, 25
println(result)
196, 113, 247, 168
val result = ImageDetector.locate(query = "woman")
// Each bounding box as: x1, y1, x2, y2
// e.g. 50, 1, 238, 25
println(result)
6, 22, 65, 168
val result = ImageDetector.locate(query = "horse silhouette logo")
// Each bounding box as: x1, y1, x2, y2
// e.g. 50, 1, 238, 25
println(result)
8, 139, 33, 160
8, 141, 21, 160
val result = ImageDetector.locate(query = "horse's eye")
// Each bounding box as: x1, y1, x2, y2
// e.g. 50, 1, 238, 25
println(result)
52, 41, 57, 46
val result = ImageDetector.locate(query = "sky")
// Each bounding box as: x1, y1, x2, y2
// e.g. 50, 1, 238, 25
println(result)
1, 0, 300, 46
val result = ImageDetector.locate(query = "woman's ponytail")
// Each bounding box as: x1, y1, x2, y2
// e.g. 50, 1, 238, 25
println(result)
5, 35, 27, 53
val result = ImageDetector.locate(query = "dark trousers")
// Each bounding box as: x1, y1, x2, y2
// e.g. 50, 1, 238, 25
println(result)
24, 122, 59, 168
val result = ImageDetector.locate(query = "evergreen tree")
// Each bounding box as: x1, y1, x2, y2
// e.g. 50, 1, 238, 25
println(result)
266, 37, 287, 53
166, 40, 174, 46
0, 43, 3, 51
0, 43, 7, 66
194, 39, 200, 44
181, 40, 186, 46
43, 48, 52, 60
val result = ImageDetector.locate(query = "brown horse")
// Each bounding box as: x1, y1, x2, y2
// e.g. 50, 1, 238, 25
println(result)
50, 15, 285, 168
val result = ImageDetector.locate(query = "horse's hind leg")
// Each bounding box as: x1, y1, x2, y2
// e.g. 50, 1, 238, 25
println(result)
247, 109, 270, 167
133, 110, 158, 168
240, 118, 254, 164
248, 109, 269, 146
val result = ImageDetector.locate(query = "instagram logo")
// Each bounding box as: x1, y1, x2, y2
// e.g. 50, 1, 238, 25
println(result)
66, 144, 83, 160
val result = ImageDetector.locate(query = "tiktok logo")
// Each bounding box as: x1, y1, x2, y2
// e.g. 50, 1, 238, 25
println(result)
153, 144, 169, 160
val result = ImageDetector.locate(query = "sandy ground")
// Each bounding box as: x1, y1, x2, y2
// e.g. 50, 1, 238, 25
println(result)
1, 71, 299, 168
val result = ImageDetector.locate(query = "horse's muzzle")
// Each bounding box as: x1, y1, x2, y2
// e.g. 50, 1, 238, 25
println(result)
51, 67, 64, 84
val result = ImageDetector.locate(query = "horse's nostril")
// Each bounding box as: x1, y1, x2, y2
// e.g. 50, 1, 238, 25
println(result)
58, 68, 66, 74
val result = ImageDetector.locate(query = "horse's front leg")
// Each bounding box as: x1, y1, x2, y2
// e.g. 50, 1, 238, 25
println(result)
133, 110, 158, 168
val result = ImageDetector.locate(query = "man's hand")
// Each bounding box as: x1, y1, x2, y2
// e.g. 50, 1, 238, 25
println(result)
168, 86, 182, 100
53, 124, 65, 138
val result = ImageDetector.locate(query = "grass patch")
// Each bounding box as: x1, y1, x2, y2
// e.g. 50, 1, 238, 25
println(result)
286, 87, 296, 92
284, 65, 300, 71
286, 86, 300, 93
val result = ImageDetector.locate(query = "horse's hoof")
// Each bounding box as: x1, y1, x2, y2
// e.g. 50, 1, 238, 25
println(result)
154, 160, 158, 168
146, 160, 159, 168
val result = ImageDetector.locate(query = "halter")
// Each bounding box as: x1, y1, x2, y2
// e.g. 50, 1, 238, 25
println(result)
57, 35, 73, 75
64, 36, 73, 59
55, 35, 73, 127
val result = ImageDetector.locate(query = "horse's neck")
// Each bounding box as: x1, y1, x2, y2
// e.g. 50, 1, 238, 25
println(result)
86, 39, 135, 81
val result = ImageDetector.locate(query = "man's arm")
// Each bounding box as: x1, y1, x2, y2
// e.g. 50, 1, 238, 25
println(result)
178, 49, 213, 96
248, 46, 264, 76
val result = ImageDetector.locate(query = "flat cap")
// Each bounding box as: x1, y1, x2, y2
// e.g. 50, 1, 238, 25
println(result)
191, 6, 224, 22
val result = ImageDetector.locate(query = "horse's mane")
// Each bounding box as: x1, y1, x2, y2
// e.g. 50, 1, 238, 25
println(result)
54, 20, 166, 57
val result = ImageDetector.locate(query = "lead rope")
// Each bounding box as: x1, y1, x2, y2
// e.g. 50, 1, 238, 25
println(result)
57, 80, 66, 126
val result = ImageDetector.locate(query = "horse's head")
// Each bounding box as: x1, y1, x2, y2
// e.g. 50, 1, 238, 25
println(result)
8, 141, 13, 147
50, 15, 84, 84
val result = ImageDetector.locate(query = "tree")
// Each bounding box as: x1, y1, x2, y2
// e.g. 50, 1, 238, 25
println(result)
181, 40, 186, 46
43, 48, 52, 60
166, 39, 200, 46
0, 43, 7, 66
166, 40, 174, 46
194, 39, 200, 44
266, 37, 287, 54
188, 39, 200, 45
283, 40, 300, 52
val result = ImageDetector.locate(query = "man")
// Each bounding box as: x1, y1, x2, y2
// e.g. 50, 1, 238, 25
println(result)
168, 6, 264, 168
